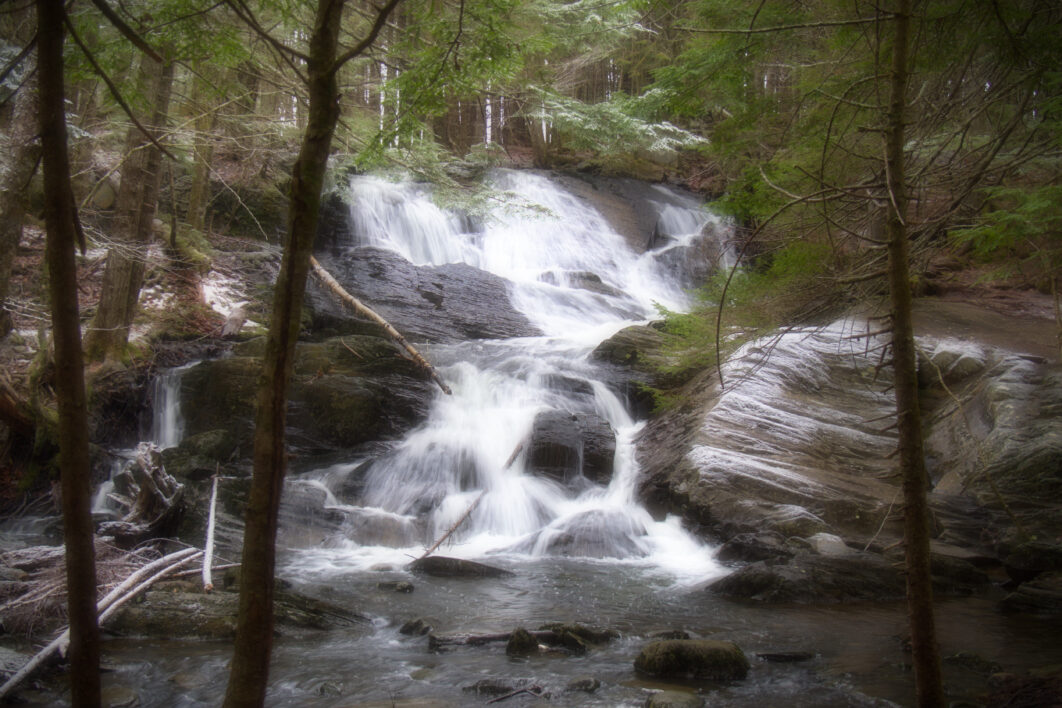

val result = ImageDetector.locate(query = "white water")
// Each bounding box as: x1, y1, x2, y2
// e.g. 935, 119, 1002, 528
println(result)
287, 170, 728, 583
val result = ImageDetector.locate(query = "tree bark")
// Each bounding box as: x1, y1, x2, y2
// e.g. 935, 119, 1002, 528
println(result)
83, 53, 174, 363
0, 67, 40, 338
884, 1, 944, 705
36, 0, 100, 705
221, 2, 347, 705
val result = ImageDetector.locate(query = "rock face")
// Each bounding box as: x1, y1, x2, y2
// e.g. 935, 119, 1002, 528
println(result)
176, 334, 436, 457
634, 313, 1062, 604
634, 639, 749, 681
306, 247, 540, 343
527, 409, 616, 488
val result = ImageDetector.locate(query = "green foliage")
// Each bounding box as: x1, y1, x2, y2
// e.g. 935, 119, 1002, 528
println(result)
652, 239, 837, 399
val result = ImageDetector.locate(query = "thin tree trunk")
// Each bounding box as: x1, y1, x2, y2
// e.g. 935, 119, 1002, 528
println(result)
884, 1, 944, 705
84, 54, 174, 362
221, 2, 347, 704
0, 68, 40, 338
36, 0, 100, 705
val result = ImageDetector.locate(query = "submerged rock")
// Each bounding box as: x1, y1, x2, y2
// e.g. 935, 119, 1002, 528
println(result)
644, 691, 704, 708
107, 588, 369, 639
407, 556, 513, 578
634, 639, 749, 681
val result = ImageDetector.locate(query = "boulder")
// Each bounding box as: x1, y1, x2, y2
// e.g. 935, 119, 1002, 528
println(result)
306, 247, 540, 342
565, 676, 601, 693
506, 627, 539, 657
407, 556, 513, 578
1000, 572, 1062, 614
527, 409, 616, 487
707, 551, 906, 604
634, 639, 749, 681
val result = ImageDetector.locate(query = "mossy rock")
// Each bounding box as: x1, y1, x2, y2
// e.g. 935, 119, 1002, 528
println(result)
634, 639, 749, 681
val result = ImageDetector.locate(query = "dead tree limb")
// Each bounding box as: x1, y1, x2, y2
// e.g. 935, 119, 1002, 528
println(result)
419, 491, 485, 560
309, 256, 452, 395
202, 472, 219, 592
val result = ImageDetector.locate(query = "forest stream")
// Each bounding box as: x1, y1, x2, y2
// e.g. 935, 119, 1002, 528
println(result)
3, 170, 1062, 707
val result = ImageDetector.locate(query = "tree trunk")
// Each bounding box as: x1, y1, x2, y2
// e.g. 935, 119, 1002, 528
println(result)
0, 68, 40, 338
884, 1, 944, 705
83, 54, 174, 363
36, 0, 101, 705
221, 2, 347, 705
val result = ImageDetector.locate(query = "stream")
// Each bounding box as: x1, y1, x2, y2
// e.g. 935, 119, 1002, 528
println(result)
9, 170, 1062, 706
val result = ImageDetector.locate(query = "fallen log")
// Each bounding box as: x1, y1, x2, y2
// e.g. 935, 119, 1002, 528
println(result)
310, 256, 452, 395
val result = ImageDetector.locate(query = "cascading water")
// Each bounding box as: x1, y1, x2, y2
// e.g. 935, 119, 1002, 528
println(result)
287, 170, 727, 582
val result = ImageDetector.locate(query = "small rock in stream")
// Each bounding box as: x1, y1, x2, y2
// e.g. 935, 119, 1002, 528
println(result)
399, 617, 433, 636
756, 651, 815, 663
634, 639, 750, 681
506, 627, 539, 657
644, 690, 704, 708
565, 676, 602, 693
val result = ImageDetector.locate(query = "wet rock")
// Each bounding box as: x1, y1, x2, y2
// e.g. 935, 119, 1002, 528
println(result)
591, 324, 678, 415
160, 429, 240, 482
803, 532, 853, 556
306, 246, 540, 342
527, 409, 616, 487
539, 622, 619, 645
399, 618, 433, 636
407, 556, 513, 578
506, 627, 539, 657
1002, 542, 1062, 583
565, 676, 601, 693
650, 629, 691, 641
179, 335, 436, 454
1000, 572, 1062, 614
944, 651, 1003, 675
377, 581, 414, 593
708, 551, 906, 604
644, 691, 704, 708
715, 533, 793, 563
634, 639, 749, 681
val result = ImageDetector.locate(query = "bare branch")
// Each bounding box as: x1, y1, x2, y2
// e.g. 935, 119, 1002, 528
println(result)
333, 0, 405, 71
677, 17, 881, 34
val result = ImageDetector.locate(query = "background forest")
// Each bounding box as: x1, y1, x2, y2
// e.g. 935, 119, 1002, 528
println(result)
0, 0, 1059, 706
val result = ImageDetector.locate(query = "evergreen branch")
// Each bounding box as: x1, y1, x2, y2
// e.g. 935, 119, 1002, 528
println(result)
677, 17, 881, 34
63, 15, 177, 162
224, 0, 310, 63
89, 0, 163, 63
333, 0, 405, 71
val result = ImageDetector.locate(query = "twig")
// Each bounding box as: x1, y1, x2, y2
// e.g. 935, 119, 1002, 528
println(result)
486, 686, 543, 704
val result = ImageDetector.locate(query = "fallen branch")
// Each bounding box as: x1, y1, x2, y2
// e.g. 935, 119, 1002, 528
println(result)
487, 686, 544, 704
202, 472, 219, 592
0, 548, 201, 701
310, 256, 452, 395
419, 491, 486, 560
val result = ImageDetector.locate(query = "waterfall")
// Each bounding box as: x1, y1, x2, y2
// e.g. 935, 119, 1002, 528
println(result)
292, 170, 727, 582
150, 363, 196, 450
